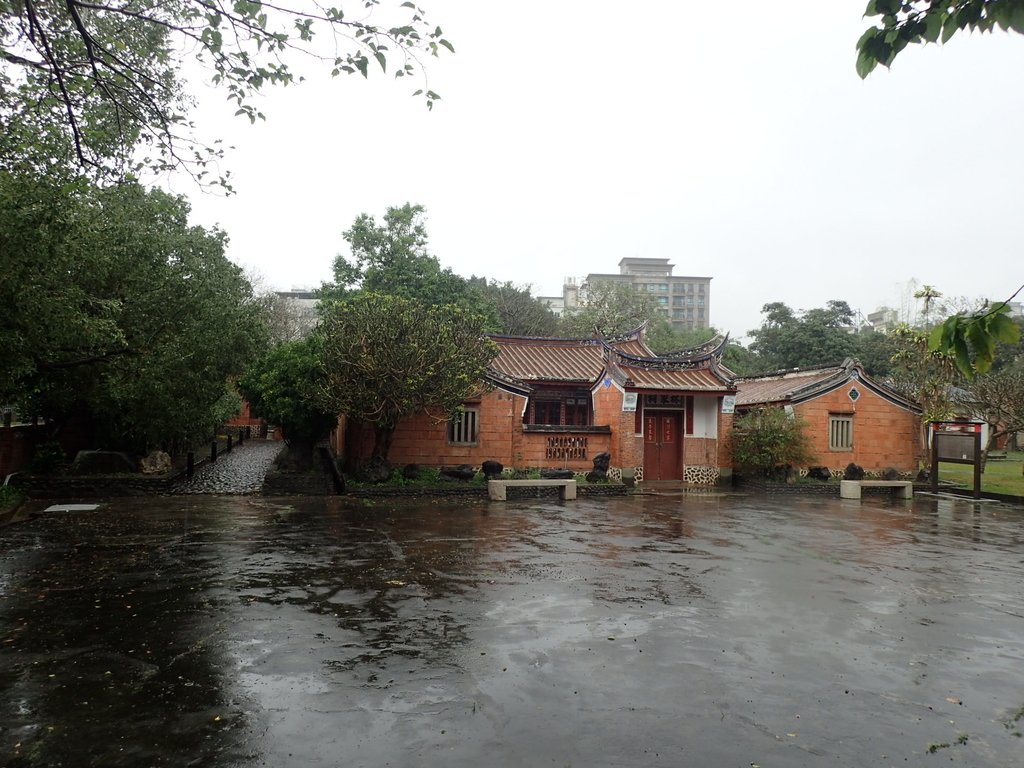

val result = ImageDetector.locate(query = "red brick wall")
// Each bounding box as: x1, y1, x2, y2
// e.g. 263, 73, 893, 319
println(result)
342, 389, 523, 468
225, 400, 265, 430
718, 412, 735, 467
0, 421, 93, 476
593, 384, 643, 469
338, 386, 630, 472
0, 425, 42, 476
509, 430, 613, 472
795, 384, 920, 472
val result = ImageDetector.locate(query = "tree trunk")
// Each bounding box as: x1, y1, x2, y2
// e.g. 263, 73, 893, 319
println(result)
918, 422, 930, 471
341, 420, 364, 473
371, 425, 395, 462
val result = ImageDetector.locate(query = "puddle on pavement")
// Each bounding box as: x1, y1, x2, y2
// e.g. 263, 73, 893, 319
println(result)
1, 493, 1023, 766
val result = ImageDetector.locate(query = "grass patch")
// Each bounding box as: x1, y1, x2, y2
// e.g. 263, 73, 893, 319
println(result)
344, 466, 612, 489
346, 467, 487, 489
935, 450, 1024, 497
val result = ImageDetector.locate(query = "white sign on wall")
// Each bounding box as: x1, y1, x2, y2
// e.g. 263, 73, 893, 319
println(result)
622, 392, 638, 412
721, 395, 736, 414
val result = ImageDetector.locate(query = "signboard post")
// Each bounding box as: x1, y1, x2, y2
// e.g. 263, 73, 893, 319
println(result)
930, 421, 983, 499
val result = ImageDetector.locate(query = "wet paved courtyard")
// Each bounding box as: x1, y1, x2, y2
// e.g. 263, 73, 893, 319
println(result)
2, 492, 1023, 767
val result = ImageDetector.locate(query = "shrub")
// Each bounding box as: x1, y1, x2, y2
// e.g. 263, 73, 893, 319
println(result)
30, 441, 66, 475
0, 485, 25, 514
730, 407, 814, 478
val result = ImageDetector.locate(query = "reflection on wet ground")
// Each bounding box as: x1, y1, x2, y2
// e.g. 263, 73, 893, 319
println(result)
2, 492, 1023, 766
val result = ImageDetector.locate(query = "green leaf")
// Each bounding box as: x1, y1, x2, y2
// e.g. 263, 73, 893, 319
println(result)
923, 12, 943, 43
927, 321, 948, 353
953, 336, 973, 376
857, 50, 880, 78
986, 313, 1021, 344
374, 51, 387, 72
1011, 6, 1024, 34
966, 320, 995, 363
942, 12, 960, 43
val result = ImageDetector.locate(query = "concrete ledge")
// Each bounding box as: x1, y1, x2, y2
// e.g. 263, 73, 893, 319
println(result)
840, 480, 914, 500
488, 479, 577, 501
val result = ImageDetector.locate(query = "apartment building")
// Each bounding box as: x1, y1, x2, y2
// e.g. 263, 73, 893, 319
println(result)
581, 258, 712, 331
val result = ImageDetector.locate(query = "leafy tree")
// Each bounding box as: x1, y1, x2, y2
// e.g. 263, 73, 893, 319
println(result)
0, 171, 266, 455
641, 325, 762, 375
914, 284, 944, 329
321, 203, 495, 322
857, 1, 1024, 78
238, 338, 337, 470
469, 278, 559, 337
990, 315, 1024, 371
747, 300, 858, 370
955, 365, 1024, 456
0, 1, 451, 184
645, 324, 719, 354
729, 407, 815, 478
888, 324, 959, 421
721, 341, 764, 377
318, 292, 497, 465
855, 4, 1024, 373
886, 323, 960, 462
929, 299, 1022, 376
855, 329, 898, 378
559, 280, 666, 338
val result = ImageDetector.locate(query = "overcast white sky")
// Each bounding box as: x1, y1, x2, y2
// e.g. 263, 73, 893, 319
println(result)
169, 1, 1024, 342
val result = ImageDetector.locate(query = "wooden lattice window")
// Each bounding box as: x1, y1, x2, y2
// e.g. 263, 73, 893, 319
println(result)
528, 391, 592, 426
533, 400, 561, 425
448, 408, 479, 445
828, 414, 853, 451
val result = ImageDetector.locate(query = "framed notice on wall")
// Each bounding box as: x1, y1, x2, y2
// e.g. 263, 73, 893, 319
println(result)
721, 395, 736, 414
622, 392, 638, 412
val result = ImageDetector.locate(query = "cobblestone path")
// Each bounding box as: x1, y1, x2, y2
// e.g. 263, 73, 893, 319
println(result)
173, 440, 283, 495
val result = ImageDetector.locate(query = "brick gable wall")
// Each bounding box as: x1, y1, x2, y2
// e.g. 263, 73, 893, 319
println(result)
794, 383, 920, 472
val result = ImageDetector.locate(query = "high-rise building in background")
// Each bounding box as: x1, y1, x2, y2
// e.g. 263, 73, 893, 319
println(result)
540, 258, 711, 331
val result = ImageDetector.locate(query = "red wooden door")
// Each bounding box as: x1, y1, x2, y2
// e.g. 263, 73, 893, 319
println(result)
643, 413, 681, 481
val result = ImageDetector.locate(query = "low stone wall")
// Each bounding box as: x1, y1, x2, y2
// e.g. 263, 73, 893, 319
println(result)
735, 478, 840, 497
9, 470, 185, 498
344, 483, 628, 500
735, 477, 931, 498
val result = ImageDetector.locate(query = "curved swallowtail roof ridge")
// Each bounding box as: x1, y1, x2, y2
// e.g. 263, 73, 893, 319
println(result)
657, 333, 730, 362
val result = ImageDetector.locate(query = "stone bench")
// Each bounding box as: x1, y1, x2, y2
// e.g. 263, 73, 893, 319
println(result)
840, 480, 914, 500
487, 479, 577, 501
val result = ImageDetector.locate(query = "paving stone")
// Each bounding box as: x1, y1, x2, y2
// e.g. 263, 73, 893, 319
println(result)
173, 441, 284, 495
